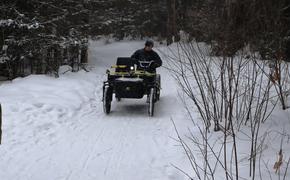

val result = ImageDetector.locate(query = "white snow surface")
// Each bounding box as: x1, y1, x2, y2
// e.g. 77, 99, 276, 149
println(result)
1, 40, 290, 180
0, 40, 191, 180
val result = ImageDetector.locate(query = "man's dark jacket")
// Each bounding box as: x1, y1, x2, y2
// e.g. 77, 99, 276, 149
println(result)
131, 48, 162, 71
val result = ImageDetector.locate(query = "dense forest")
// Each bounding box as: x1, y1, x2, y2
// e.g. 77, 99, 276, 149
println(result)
0, 0, 290, 79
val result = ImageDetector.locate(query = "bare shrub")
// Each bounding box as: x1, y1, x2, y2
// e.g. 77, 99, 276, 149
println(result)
164, 41, 279, 180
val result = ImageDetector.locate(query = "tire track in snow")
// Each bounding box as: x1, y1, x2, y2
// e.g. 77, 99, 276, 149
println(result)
80, 117, 108, 173
103, 117, 133, 176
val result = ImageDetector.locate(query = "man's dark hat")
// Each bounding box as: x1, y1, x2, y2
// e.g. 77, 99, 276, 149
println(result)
145, 40, 154, 47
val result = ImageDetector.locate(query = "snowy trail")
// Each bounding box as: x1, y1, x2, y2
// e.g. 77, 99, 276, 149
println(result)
0, 40, 191, 180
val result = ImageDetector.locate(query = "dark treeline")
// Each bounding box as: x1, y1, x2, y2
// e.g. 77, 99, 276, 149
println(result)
1, 0, 290, 79
88, 0, 290, 60
88, 0, 168, 39
187, 0, 290, 58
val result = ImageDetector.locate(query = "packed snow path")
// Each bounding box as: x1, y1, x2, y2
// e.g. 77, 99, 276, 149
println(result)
0, 40, 191, 180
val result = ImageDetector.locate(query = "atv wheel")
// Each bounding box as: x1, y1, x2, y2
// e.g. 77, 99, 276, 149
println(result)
103, 86, 112, 114
155, 74, 161, 101
148, 87, 155, 117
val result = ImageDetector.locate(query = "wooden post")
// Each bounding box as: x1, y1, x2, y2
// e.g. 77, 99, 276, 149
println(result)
0, 103, 2, 144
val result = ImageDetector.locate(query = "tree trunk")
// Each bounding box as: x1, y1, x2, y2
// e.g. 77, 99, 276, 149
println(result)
166, 0, 178, 45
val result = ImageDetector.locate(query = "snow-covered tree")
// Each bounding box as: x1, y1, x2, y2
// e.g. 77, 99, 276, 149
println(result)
0, 0, 89, 79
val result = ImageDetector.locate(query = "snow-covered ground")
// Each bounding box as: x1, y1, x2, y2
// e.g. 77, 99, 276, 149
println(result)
1, 40, 290, 180
0, 40, 192, 180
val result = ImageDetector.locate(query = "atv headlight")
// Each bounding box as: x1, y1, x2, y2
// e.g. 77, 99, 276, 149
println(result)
130, 66, 134, 70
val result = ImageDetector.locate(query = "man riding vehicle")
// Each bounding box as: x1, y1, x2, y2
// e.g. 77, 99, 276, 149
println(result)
131, 40, 162, 72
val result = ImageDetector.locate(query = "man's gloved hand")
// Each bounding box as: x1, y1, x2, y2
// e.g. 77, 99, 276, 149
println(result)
150, 62, 159, 69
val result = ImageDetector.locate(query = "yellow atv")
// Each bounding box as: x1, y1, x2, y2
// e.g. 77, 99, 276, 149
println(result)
103, 57, 161, 116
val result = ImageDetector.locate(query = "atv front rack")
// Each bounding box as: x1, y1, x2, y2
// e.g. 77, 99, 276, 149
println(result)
106, 65, 156, 77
